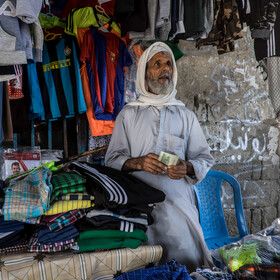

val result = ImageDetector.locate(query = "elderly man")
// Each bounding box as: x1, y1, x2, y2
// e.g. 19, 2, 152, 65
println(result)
105, 42, 214, 271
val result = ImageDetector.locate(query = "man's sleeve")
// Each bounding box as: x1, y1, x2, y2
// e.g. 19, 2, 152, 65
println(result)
185, 113, 214, 184
104, 109, 131, 171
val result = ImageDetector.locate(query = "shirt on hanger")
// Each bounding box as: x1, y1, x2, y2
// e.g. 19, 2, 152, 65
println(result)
80, 27, 133, 121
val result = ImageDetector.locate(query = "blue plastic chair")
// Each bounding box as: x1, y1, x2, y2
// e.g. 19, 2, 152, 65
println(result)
194, 170, 248, 250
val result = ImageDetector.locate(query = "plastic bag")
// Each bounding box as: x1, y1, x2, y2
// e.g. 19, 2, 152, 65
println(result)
40, 149, 63, 164
219, 218, 280, 272
1, 147, 41, 180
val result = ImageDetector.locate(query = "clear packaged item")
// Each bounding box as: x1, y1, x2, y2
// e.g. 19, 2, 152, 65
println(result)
218, 218, 280, 275
1, 147, 41, 180
40, 149, 63, 165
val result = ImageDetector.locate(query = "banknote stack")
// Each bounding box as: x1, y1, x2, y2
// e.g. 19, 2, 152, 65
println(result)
158, 151, 179, 166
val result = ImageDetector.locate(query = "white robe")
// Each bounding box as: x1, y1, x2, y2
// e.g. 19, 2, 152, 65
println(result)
105, 104, 214, 272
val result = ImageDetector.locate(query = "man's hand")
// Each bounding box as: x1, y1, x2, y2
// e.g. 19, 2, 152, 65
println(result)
122, 153, 167, 174
123, 155, 195, 179
167, 160, 194, 180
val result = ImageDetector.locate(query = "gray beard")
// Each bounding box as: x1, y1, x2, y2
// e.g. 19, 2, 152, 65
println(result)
146, 76, 174, 96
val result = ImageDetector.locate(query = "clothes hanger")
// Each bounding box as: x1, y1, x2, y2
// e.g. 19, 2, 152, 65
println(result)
95, 0, 110, 20
95, 0, 110, 33
44, 28, 63, 41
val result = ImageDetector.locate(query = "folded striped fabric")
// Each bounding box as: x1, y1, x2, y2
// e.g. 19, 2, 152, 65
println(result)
69, 162, 166, 210
54, 192, 94, 201
51, 172, 86, 190
49, 209, 86, 232
0, 242, 29, 254
29, 238, 77, 253
45, 200, 94, 215
50, 185, 87, 202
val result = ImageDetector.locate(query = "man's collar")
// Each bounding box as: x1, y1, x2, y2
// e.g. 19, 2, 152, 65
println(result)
138, 105, 177, 112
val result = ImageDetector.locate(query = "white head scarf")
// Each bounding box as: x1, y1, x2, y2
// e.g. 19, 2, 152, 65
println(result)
127, 42, 185, 107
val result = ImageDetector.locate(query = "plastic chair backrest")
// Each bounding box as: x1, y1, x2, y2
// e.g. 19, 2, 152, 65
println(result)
194, 170, 248, 244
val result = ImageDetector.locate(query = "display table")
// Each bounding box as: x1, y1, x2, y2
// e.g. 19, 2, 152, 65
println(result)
0, 245, 163, 279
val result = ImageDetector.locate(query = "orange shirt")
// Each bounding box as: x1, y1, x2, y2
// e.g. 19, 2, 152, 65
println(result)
78, 28, 115, 136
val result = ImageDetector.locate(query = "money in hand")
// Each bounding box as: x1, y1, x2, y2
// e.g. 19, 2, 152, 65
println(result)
158, 151, 179, 166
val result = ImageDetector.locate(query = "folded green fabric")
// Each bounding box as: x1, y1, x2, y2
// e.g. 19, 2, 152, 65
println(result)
50, 185, 87, 202
78, 237, 144, 252
78, 229, 147, 241
77, 229, 147, 251
51, 172, 86, 191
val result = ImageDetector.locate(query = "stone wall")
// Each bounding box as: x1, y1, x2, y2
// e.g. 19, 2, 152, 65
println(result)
175, 27, 280, 235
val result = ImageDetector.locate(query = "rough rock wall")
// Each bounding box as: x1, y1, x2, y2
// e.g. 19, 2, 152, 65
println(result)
175, 27, 280, 235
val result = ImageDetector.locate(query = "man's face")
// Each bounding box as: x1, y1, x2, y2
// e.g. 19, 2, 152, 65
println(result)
12, 164, 20, 175
145, 52, 174, 95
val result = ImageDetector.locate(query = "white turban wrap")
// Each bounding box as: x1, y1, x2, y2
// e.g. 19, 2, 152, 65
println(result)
127, 42, 185, 107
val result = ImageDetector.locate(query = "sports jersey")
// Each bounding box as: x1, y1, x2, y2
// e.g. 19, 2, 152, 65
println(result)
80, 61, 115, 136
80, 27, 133, 121
77, 27, 115, 137
41, 35, 87, 120
26, 60, 45, 120
65, 6, 120, 38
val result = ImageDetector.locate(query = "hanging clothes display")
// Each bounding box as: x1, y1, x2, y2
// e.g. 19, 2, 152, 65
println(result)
0, 0, 28, 66
247, 0, 279, 40
254, 3, 280, 60
236, 0, 248, 29
196, 0, 243, 54
201, 0, 214, 39
26, 60, 45, 120
155, 0, 172, 40
0, 0, 43, 66
80, 62, 115, 136
80, 26, 133, 121
60, 0, 115, 19
65, 6, 121, 38
253, 3, 280, 118
76, 27, 115, 137
128, 0, 158, 40
168, 0, 179, 39
176, 0, 204, 40
114, 0, 148, 38
40, 34, 87, 120
2, 84, 14, 142
41, 0, 68, 17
